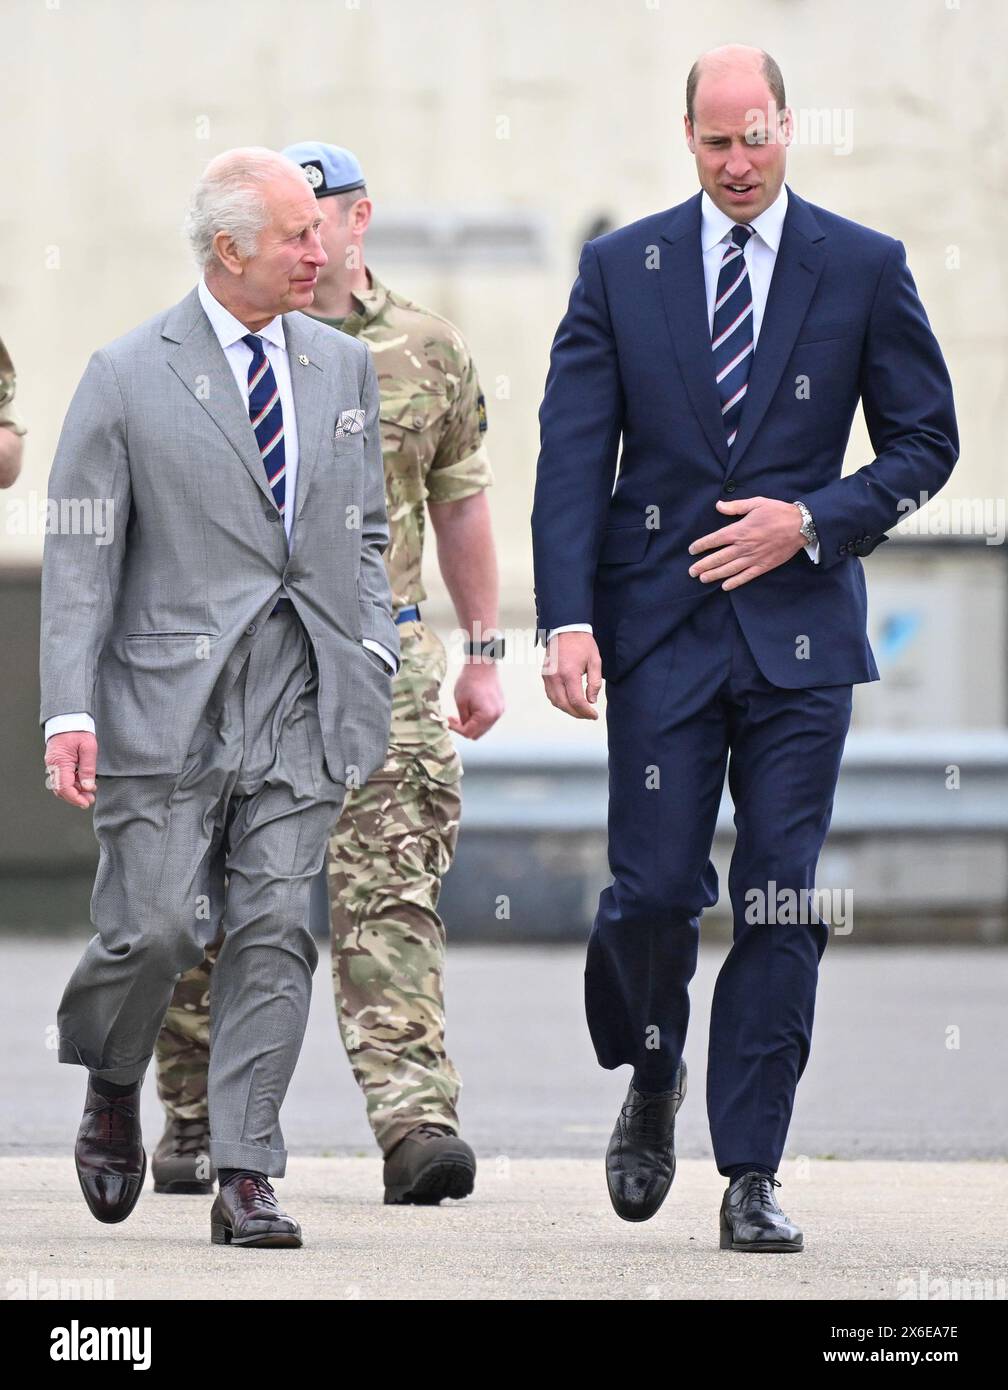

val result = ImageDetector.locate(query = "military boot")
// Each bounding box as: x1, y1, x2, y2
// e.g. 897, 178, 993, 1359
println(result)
383, 1124, 476, 1205
151, 1116, 216, 1194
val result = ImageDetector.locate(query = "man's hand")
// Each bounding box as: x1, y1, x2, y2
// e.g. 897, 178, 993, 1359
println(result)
688, 497, 806, 590
44, 731, 98, 808
448, 662, 505, 740
542, 631, 602, 720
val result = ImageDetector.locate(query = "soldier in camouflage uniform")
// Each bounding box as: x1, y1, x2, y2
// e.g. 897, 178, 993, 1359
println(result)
0, 336, 27, 488
153, 143, 504, 1205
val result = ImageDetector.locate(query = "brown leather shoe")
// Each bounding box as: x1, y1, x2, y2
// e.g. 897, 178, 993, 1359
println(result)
209, 1173, 302, 1248
74, 1078, 146, 1224
383, 1124, 476, 1205
152, 1117, 216, 1195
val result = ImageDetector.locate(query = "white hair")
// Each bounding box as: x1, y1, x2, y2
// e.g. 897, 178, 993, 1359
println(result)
184, 146, 309, 271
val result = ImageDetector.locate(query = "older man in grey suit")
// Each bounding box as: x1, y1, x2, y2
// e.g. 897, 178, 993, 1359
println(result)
40, 147, 398, 1248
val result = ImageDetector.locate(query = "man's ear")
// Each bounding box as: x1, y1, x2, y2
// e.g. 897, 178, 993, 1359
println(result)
778, 105, 795, 148
212, 229, 244, 277
684, 115, 696, 154
350, 197, 373, 236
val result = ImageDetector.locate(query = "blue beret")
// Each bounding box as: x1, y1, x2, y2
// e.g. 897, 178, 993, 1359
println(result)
281, 141, 366, 198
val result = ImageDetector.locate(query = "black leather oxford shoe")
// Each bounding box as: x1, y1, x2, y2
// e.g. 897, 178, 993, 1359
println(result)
606, 1059, 687, 1222
74, 1078, 146, 1224
719, 1170, 804, 1252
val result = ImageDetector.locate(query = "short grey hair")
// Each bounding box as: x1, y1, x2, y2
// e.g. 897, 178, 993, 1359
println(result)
184, 146, 310, 270
325, 185, 369, 221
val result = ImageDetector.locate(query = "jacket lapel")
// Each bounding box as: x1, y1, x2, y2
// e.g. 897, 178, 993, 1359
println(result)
727, 188, 826, 474
657, 186, 827, 476
163, 289, 276, 507
282, 315, 330, 523
659, 194, 730, 467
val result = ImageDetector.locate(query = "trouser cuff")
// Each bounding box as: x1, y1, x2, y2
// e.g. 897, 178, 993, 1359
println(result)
716, 1156, 781, 1179
58, 1038, 149, 1087
210, 1139, 287, 1178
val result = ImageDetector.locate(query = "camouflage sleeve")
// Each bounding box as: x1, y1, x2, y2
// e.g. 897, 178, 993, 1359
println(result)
425, 340, 493, 504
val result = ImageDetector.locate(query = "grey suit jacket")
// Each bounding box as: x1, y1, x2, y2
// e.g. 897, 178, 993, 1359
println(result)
39, 287, 398, 785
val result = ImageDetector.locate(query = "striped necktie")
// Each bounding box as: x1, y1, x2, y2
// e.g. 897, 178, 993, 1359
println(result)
711, 223, 755, 450
242, 333, 285, 515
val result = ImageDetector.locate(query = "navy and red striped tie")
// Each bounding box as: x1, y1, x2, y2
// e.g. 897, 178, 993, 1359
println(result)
711, 223, 755, 450
243, 334, 286, 515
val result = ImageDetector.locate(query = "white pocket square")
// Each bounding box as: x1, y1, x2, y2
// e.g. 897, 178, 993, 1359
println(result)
335, 408, 365, 437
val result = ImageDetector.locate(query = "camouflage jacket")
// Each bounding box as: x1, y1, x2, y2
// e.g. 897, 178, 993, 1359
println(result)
314, 269, 493, 613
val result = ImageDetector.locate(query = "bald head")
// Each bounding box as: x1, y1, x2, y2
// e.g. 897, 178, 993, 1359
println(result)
683, 44, 791, 224
686, 45, 785, 127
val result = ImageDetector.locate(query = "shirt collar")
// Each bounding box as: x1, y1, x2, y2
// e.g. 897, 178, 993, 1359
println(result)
700, 182, 789, 254
198, 277, 287, 352
346, 266, 388, 324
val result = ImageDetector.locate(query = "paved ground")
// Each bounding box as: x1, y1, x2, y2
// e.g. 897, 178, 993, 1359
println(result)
3, 1157, 1004, 1301
4, 941, 1006, 1160
3, 940, 1005, 1299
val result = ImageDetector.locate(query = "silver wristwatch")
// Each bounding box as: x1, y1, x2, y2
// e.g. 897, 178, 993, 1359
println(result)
793, 500, 818, 546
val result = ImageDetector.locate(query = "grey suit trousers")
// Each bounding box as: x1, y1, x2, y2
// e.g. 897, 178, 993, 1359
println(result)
57, 608, 346, 1176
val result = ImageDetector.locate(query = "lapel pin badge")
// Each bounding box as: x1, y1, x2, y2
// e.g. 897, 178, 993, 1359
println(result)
298, 353, 309, 366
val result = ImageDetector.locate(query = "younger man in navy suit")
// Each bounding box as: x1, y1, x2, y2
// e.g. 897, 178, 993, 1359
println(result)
532, 44, 957, 1250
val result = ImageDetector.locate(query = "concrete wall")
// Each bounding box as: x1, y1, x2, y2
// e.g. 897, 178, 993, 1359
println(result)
3, 1, 1002, 624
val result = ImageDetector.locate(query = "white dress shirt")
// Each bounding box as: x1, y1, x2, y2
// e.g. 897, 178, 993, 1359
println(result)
44, 279, 395, 744
198, 275, 301, 544
548, 183, 818, 643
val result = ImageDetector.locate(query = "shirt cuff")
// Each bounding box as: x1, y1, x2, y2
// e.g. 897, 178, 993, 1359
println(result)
804, 540, 821, 565
547, 623, 594, 641
45, 713, 95, 741
363, 639, 398, 674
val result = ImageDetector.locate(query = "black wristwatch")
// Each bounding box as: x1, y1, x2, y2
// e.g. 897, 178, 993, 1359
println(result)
464, 634, 506, 661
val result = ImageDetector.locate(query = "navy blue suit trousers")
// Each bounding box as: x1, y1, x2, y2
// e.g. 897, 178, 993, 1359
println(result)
586, 589, 852, 1174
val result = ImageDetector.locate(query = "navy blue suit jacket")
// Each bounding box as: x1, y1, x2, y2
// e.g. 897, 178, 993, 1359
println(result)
532, 185, 959, 688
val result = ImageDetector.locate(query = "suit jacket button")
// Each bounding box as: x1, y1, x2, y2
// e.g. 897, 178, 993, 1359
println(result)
246, 623, 257, 635
265, 508, 279, 522
724, 480, 737, 494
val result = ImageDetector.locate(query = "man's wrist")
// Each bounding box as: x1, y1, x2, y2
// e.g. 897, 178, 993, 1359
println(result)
792, 500, 818, 547
463, 628, 505, 663
546, 623, 593, 642
362, 638, 397, 674
45, 713, 96, 742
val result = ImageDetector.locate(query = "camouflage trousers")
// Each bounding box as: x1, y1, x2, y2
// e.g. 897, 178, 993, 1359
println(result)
154, 621, 464, 1156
